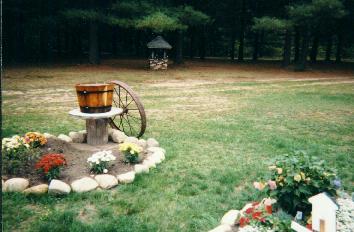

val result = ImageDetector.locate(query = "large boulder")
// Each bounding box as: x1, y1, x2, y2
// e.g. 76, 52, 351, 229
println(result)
220, 210, 240, 226
4, 178, 29, 192
124, 136, 139, 145
23, 184, 48, 195
134, 164, 149, 174
94, 174, 118, 189
117, 171, 135, 184
147, 138, 159, 148
58, 134, 73, 143
111, 130, 127, 143
71, 177, 98, 193
48, 179, 71, 195
68, 131, 85, 143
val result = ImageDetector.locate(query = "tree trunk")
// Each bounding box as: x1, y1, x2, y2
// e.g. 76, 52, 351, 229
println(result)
282, 29, 291, 67
230, 28, 236, 60
199, 26, 206, 60
294, 29, 300, 62
296, 29, 310, 71
14, 4, 25, 63
252, 32, 259, 61
325, 37, 332, 62
89, 21, 100, 64
111, 27, 118, 56
189, 27, 195, 59
310, 35, 319, 63
175, 30, 183, 64
238, 0, 246, 61
335, 33, 342, 63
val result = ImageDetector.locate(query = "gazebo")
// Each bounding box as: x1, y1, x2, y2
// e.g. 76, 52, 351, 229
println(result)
147, 36, 172, 70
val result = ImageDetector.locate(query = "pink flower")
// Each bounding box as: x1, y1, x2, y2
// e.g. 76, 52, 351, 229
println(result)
267, 180, 277, 190
253, 181, 265, 191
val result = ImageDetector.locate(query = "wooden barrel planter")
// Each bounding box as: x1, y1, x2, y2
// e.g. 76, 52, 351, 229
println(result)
75, 83, 114, 113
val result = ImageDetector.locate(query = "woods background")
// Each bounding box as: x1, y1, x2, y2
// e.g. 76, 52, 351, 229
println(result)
3, 0, 354, 70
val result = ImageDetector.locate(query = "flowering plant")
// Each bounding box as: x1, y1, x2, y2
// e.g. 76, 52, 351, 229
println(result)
23, 132, 47, 148
254, 151, 338, 216
2, 135, 39, 175
87, 150, 116, 174
35, 154, 66, 181
239, 198, 277, 228
119, 142, 142, 164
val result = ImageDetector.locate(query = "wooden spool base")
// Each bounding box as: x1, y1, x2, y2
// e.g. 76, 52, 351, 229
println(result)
86, 119, 108, 145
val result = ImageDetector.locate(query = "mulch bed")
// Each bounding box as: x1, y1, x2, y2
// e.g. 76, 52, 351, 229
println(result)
3, 138, 146, 186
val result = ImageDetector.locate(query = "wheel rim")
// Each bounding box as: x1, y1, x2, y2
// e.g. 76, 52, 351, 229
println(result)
109, 80, 146, 138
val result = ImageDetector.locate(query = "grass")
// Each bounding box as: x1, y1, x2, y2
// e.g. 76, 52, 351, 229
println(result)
2, 59, 354, 231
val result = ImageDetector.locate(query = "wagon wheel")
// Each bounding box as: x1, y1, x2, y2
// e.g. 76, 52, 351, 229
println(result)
108, 80, 146, 138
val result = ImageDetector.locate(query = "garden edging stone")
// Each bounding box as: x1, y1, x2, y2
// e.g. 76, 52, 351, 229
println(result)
48, 179, 71, 194
71, 177, 98, 193
94, 174, 118, 189
4, 178, 29, 192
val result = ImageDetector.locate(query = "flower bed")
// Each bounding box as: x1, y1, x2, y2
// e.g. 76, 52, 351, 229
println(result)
2, 130, 166, 195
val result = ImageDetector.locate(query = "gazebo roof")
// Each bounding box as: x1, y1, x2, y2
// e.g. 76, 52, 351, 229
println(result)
147, 36, 172, 49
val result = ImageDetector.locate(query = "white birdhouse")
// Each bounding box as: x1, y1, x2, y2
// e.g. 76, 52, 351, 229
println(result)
308, 192, 339, 232
291, 192, 339, 232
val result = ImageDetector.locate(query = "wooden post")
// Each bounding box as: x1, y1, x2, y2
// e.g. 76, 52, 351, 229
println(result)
86, 118, 108, 145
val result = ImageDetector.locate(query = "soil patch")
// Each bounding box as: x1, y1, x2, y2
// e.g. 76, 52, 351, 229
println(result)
4, 138, 146, 186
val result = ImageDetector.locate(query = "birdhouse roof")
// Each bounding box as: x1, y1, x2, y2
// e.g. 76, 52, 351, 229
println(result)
147, 36, 172, 49
308, 192, 339, 210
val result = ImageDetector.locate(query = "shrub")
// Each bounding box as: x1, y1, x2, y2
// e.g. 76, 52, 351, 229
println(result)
254, 151, 338, 216
2, 135, 40, 175
119, 142, 142, 164
23, 132, 47, 148
87, 150, 116, 174
35, 154, 66, 181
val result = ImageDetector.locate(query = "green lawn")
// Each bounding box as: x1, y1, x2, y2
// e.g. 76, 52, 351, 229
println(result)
2, 60, 354, 231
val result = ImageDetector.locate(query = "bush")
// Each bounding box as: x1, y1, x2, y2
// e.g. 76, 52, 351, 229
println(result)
119, 142, 142, 164
87, 150, 116, 174
35, 154, 67, 181
2, 135, 40, 175
254, 151, 338, 217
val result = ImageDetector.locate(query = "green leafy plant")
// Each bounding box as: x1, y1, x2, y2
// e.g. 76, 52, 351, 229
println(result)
254, 151, 338, 216
2, 135, 40, 175
119, 142, 142, 164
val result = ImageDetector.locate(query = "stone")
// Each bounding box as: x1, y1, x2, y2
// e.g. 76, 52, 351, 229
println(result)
117, 171, 135, 184
4, 178, 29, 192
58, 134, 73, 143
111, 130, 127, 143
23, 184, 48, 195
151, 150, 165, 161
220, 210, 240, 226
137, 139, 147, 149
69, 131, 85, 143
71, 177, 98, 193
142, 159, 156, 169
134, 164, 149, 174
124, 136, 139, 144
43, 133, 55, 139
147, 147, 166, 155
208, 224, 232, 232
94, 174, 118, 189
147, 138, 159, 147
48, 179, 71, 195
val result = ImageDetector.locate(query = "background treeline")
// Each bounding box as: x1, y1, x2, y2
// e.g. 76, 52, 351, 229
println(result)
3, 0, 354, 70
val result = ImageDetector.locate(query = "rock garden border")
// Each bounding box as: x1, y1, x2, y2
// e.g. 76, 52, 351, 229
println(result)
2, 129, 166, 195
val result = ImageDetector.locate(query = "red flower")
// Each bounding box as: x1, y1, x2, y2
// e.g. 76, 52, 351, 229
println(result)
265, 205, 272, 214
245, 207, 254, 214
239, 217, 250, 227
35, 154, 66, 174
252, 211, 262, 220
306, 224, 312, 230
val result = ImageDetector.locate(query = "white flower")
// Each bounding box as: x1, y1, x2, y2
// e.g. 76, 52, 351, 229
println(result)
103, 169, 108, 173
